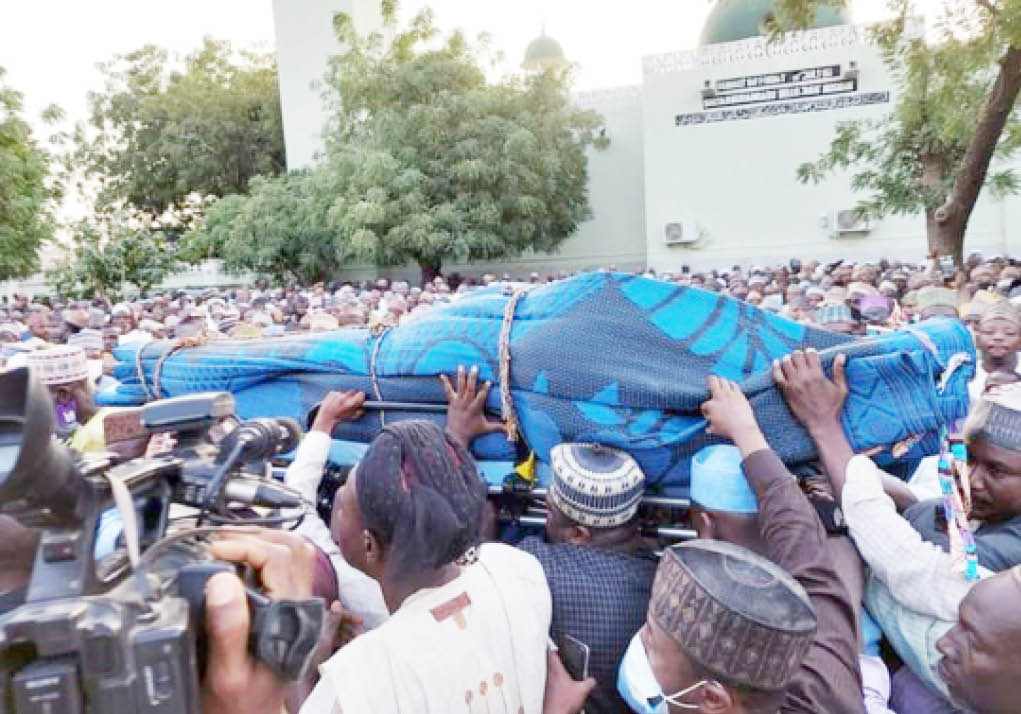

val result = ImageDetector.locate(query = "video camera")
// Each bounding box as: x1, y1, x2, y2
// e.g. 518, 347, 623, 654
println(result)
0, 367, 324, 714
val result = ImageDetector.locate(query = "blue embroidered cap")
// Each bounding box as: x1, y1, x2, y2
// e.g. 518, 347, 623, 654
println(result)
549, 443, 646, 527
690, 444, 759, 514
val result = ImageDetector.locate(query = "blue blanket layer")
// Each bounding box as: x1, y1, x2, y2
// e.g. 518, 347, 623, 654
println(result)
99, 273, 975, 496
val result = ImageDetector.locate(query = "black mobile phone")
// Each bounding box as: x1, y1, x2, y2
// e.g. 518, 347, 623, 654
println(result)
560, 634, 591, 682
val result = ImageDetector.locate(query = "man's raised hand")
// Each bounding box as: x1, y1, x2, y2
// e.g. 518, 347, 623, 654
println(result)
700, 376, 769, 456
311, 390, 365, 436
772, 350, 848, 435
440, 365, 507, 449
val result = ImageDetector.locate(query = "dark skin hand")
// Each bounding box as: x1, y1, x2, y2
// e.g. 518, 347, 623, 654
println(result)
773, 350, 855, 497
311, 391, 365, 436
202, 528, 317, 714
542, 649, 597, 714
284, 600, 364, 714
439, 364, 507, 450
700, 375, 768, 457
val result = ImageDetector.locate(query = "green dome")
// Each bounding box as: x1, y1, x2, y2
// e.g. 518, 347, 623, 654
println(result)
699, 0, 850, 46
522, 33, 566, 71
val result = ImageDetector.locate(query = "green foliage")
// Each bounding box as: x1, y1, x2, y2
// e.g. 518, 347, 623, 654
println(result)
47, 214, 177, 300
791, 0, 1021, 256
77, 38, 285, 216
324, 10, 607, 278
0, 67, 59, 280
178, 171, 348, 284
185, 9, 607, 282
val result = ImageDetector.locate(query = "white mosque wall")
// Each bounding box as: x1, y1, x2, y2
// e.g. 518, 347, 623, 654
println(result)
638, 24, 1021, 270
273, 0, 383, 170
484, 84, 648, 274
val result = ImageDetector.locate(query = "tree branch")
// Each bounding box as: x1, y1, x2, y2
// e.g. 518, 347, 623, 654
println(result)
974, 0, 999, 14
936, 45, 1021, 230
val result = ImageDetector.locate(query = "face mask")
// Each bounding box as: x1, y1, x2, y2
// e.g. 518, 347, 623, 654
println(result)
617, 631, 711, 713
55, 399, 77, 428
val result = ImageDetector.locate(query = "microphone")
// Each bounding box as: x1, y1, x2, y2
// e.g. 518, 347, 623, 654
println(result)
222, 479, 303, 509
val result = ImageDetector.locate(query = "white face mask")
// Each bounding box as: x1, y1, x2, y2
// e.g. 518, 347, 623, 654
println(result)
617, 630, 713, 713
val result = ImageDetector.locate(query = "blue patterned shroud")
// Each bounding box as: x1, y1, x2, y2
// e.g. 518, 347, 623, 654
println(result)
98, 273, 975, 496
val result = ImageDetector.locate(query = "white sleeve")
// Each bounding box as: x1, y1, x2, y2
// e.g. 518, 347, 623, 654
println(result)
859, 654, 894, 714
299, 676, 343, 714
285, 431, 390, 629
841, 455, 973, 620
284, 430, 333, 502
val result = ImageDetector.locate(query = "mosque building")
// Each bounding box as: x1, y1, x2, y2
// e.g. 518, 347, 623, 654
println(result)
272, 0, 1021, 278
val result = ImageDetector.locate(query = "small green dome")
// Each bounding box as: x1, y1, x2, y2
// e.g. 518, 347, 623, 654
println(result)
699, 0, 850, 46
522, 33, 566, 71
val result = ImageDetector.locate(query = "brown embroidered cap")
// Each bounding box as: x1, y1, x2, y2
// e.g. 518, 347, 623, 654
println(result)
650, 540, 817, 692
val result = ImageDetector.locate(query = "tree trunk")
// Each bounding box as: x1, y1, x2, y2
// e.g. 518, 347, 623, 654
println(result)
419, 257, 442, 285
925, 207, 962, 263
921, 152, 958, 262
936, 45, 1021, 265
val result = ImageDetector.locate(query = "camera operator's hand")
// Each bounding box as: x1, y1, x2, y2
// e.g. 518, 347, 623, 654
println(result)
440, 364, 508, 449
203, 529, 317, 714
312, 391, 365, 436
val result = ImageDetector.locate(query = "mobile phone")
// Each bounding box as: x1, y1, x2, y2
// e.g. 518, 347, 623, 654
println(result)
559, 634, 591, 682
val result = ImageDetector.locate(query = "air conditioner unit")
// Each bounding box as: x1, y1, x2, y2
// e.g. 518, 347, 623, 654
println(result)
664, 220, 699, 246
831, 209, 871, 237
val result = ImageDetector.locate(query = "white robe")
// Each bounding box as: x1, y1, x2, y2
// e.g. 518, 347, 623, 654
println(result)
301, 543, 552, 714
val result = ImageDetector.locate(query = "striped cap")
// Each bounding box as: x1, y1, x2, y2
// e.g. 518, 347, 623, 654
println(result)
965, 383, 1021, 452
549, 443, 645, 527
27, 345, 89, 385
816, 302, 855, 326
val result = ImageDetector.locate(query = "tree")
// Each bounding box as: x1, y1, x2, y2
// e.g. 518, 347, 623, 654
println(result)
77, 38, 285, 218
178, 170, 349, 284
184, 8, 607, 284
47, 213, 177, 300
0, 67, 60, 280
783, 0, 1021, 263
324, 9, 608, 282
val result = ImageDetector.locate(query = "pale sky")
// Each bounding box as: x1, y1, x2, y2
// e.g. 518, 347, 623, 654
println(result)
2, 0, 934, 137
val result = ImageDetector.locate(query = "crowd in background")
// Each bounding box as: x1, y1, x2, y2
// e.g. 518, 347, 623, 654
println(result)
3, 252, 1021, 366
3, 253, 1021, 714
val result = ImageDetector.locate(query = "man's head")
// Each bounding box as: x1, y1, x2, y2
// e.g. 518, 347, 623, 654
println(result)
916, 286, 960, 320
111, 304, 134, 333
25, 310, 48, 340
935, 566, 1021, 713
26, 345, 94, 436
544, 443, 645, 545
330, 420, 486, 584
816, 302, 858, 335
619, 541, 817, 714
858, 294, 892, 325
976, 301, 1021, 363
688, 445, 767, 557
963, 384, 1021, 522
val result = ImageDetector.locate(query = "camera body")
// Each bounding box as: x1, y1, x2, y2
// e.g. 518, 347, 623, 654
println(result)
0, 369, 321, 714
1, 570, 199, 714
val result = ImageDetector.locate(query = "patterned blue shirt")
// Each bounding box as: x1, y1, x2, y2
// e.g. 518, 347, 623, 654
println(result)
517, 536, 658, 714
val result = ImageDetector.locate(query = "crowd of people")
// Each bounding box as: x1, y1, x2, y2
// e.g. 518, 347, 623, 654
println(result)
2, 253, 1020, 357
3, 251, 1021, 714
